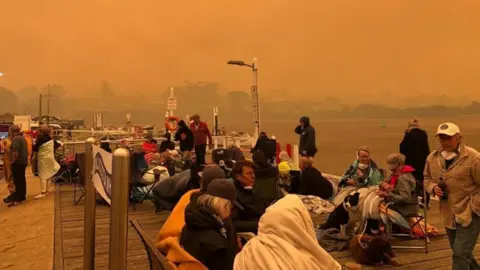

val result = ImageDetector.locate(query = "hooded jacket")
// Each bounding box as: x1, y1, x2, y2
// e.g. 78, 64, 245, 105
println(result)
179, 198, 236, 270
294, 116, 317, 156
399, 128, 430, 181
175, 120, 194, 152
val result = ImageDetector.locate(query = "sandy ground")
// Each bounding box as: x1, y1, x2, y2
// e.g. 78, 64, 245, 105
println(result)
0, 170, 54, 270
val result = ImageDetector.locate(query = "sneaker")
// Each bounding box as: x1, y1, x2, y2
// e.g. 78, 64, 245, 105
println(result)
34, 193, 47, 199
3, 196, 14, 204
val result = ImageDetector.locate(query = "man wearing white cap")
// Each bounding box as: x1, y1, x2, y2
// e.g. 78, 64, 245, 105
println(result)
424, 122, 480, 270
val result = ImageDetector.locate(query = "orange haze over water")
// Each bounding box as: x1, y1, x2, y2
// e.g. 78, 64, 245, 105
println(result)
0, 1, 480, 103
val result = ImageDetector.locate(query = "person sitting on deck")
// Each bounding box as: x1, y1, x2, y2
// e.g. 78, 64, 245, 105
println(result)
156, 165, 226, 243
298, 157, 334, 200
156, 167, 229, 270
142, 135, 158, 154
231, 160, 267, 234
234, 194, 341, 270
251, 151, 283, 205
180, 179, 241, 270
159, 132, 175, 153
338, 146, 383, 188
376, 153, 418, 218
278, 151, 300, 172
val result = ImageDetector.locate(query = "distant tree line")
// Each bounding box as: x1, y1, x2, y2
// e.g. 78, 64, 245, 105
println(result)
2, 82, 480, 126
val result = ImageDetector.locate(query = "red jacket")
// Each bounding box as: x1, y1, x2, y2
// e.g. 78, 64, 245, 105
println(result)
190, 122, 212, 146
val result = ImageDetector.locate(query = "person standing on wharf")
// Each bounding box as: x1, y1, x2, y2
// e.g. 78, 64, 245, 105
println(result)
190, 114, 213, 165
424, 122, 480, 270
295, 116, 317, 157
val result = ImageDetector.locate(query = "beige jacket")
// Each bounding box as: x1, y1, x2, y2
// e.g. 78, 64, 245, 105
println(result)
424, 142, 480, 229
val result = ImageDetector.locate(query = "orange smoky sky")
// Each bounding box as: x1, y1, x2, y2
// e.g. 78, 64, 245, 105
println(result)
0, 0, 479, 100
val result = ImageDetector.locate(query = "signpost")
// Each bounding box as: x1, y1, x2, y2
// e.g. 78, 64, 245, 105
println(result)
166, 87, 177, 117
251, 85, 259, 136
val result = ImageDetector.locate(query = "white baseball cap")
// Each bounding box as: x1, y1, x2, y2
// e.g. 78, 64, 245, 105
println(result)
436, 122, 460, 136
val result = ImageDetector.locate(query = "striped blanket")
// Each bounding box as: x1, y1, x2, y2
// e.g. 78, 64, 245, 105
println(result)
332, 186, 410, 229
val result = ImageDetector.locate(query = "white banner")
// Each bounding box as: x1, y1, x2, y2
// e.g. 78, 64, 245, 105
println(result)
91, 145, 113, 205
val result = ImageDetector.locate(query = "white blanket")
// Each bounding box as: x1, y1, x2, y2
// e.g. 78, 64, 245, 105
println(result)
37, 140, 60, 180
234, 195, 341, 270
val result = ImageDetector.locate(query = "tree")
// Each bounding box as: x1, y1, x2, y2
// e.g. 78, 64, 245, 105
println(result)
41, 84, 65, 97
161, 81, 223, 117
0, 87, 19, 114
227, 91, 250, 111
101, 80, 115, 99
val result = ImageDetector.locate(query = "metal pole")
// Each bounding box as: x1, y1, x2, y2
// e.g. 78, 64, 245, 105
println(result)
109, 148, 131, 270
213, 107, 218, 136
46, 84, 51, 126
38, 94, 42, 125
83, 137, 96, 270
169, 87, 174, 117
252, 60, 260, 138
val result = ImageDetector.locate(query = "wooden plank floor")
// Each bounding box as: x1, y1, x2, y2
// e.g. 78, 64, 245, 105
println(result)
54, 184, 168, 270
55, 183, 480, 269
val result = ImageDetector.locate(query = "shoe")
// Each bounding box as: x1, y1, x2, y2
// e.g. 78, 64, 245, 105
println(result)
3, 196, 14, 204
6, 200, 24, 207
34, 193, 47, 199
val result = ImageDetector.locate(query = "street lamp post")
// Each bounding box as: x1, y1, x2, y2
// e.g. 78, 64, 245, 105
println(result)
227, 58, 260, 138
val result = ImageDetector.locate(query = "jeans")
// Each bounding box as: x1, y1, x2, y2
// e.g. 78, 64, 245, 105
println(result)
446, 214, 480, 270
195, 144, 207, 165
11, 163, 27, 201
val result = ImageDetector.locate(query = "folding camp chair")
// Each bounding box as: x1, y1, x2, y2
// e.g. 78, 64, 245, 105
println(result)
73, 153, 86, 205
131, 152, 166, 211
385, 200, 429, 253
131, 219, 173, 270
51, 163, 76, 185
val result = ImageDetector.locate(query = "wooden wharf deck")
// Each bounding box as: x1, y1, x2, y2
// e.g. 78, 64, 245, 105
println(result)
54, 184, 480, 270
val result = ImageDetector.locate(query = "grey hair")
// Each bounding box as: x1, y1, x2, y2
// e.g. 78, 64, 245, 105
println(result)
386, 153, 406, 166
197, 194, 232, 218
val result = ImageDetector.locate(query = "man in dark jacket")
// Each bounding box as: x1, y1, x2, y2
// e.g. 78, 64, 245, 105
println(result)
5, 125, 28, 205
174, 120, 194, 152
399, 119, 430, 207
294, 116, 317, 157
251, 132, 276, 164
231, 160, 267, 233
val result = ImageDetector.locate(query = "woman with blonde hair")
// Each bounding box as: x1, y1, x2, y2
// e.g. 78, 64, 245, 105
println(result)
234, 194, 341, 270
180, 179, 242, 270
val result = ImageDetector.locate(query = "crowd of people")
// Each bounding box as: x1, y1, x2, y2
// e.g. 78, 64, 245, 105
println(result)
1, 115, 479, 269
152, 116, 479, 270
1, 125, 61, 206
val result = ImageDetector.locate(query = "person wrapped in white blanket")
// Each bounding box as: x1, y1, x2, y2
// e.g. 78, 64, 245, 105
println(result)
234, 194, 341, 270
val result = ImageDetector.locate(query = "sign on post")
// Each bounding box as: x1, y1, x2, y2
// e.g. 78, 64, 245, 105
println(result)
251, 86, 259, 127
167, 97, 177, 110
94, 113, 103, 129
14, 115, 32, 132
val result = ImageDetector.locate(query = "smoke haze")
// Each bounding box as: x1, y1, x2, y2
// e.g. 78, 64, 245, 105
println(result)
1, 0, 480, 102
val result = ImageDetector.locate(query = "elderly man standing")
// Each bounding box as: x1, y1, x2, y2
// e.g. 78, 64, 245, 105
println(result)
424, 122, 480, 270
4, 125, 29, 206
190, 115, 212, 166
